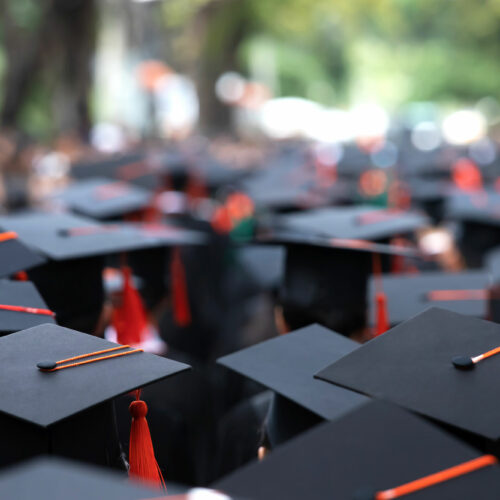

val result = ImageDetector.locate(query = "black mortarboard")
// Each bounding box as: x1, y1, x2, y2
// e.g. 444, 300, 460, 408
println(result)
0, 457, 159, 500
218, 324, 369, 447
272, 206, 429, 242
368, 270, 491, 327
0, 279, 56, 335
0, 212, 199, 261
0, 230, 45, 278
218, 324, 368, 421
317, 308, 500, 452
0, 323, 189, 468
446, 189, 500, 267
47, 177, 153, 220
257, 227, 420, 336
70, 151, 163, 190
0, 213, 204, 330
214, 400, 500, 500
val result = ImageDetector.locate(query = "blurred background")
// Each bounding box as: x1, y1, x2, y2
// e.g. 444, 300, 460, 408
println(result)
1, 0, 500, 147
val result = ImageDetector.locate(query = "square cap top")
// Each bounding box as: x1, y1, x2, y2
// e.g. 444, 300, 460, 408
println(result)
0, 212, 204, 261
215, 400, 500, 500
0, 457, 159, 500
0, 279, 56, 333
218, 324, 369, 420
271, 206, 429, 241
47, 178, 153, 220
0, 323, 189, 427
257, 229, 420, 258
368, 270, 490, 326
317, 307, 500, 441
446, 189, 500, 226
0, 231, 45, 277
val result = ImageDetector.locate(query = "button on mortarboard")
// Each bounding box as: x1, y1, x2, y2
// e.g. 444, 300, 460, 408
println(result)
316, 308, 500, 444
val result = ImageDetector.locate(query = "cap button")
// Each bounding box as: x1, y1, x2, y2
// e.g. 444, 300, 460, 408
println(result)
452, 356, 474, 370
37, 360, 57, 371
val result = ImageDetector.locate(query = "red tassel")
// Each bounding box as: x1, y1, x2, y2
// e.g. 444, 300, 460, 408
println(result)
112, 266, 148, 345
14, 271, 28, 281
129, 391, 165, 490
170, 248, 191, 327
372, 253, 390, 337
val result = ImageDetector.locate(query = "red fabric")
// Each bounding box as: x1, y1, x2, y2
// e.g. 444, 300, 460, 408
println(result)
112, 266, 148, 345
170, 248, 191, 327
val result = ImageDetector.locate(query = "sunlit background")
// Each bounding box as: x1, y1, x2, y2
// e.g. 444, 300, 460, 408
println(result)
2, 0, 500, 146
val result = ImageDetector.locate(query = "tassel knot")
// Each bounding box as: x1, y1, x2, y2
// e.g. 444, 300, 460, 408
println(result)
129, 400, 148, 419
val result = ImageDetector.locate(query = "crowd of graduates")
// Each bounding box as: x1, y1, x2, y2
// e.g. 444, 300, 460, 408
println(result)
2, 126, 500, 498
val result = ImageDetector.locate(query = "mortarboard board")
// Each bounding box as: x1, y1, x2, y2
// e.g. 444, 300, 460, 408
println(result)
271, 206, 429, 242
0, 212, 203, 261
214, 400, 500, 500
70, 151, 164, 190
0, 279, 56, 335
256, 227, 421, 336
0, 323, 189, 469
0, 230, 45, 278
0, 457, 160, 500
368, 270, 491, 327
0, 213, 204, 331
218, 324, 369, 447
46, 177, 153, 221
317, 307, 500, 453
218, 324, 368, 421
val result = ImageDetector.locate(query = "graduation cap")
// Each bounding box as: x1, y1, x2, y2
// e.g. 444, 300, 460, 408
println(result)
367, 270, 491, 328
256, 225, 421, 336
0, 230, 45, 278
0, 213, 204, 331
0, 456, 223, 499
0, 323, 189, 479
445, 189, 500, 267
46, 178, 153, 221
0, 457, 160, 500
271, 206, 429, 242
218, 324, 369, 448
215, 400, 500, 500
317, 307, 500, 453
70, 151, 164, 190
0, 279, 56, 335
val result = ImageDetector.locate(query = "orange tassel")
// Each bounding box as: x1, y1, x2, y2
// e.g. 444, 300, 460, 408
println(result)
112, 266, 148, 345
211, 206, 233, 234
372, 253, 390, 337
129, 390, 166, 490
170, 248, 191, 327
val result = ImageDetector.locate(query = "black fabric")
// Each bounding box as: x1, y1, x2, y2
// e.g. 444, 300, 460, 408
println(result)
0, 279, 56, 334
215, 401, 500, 500
317, 308, 500, 442
0, 457, 160, 499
